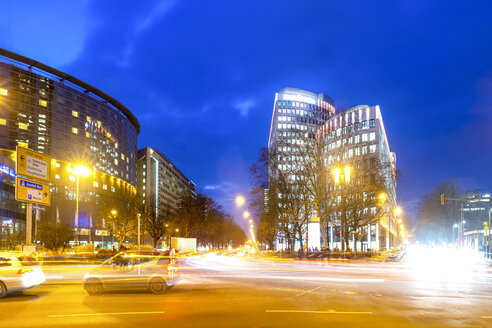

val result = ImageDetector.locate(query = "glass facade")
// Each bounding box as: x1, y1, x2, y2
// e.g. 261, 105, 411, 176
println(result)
0, 61, 138, 185
0, 51, 139, 244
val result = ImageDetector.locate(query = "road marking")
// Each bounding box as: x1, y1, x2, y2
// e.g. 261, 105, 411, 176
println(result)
482, 316, 492, 319
295, 286, 321, 297
48, 311, 164, 318
266, 310, 372, 315
343, 291, 359, 295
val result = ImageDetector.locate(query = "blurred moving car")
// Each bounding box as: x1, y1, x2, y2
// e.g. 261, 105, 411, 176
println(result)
0, 252, 46, 298
82, 252, 177, 295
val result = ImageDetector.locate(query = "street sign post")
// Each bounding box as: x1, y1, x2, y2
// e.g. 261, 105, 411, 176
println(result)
16, 146, 51, 182
15, 177, 51, 206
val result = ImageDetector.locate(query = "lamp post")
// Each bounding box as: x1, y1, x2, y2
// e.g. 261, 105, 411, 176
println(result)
67, 165, 90, 245
137, 213, 141, 256
111, 210, 117, 248
394, 207, 402, 246
333, 166, 351, 252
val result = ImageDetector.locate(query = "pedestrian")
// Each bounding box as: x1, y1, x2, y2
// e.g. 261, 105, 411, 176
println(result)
298, 248, 304, 259
169, 246, 176, 265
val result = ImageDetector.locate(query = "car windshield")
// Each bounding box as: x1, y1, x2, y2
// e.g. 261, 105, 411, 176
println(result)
17, 256, 39, 266
0, 256, 12, 267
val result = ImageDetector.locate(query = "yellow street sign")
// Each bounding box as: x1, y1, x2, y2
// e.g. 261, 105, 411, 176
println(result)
16, 146, 51, 182
15, 177, 51, 206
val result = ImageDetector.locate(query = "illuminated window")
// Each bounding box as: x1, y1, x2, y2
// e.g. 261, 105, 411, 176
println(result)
86, 116, 91, 122
93, 181, 99, 188
17, 141, 28, 148
114, 159, 118, 165
121, 153, 124, 160
370, 145, 377, 153
0, 88, 7, 96
19, 123, 28, 130
39, 99, 47, 107
85, 132, 90, 138
56, 162, 61, 168
55, 174, 60, 179
0, 118, 6, 125
72, 127, 78, 134
97, 120, 101, 127
69, 175, 76, 182
72, 110, 79, 118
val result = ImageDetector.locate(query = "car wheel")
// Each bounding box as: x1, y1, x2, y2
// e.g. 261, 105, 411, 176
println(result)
0, 281, 6, 298
84, 279, 103, 295
149, 278, 167, 295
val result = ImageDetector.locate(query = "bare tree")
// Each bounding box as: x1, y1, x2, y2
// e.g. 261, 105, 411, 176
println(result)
143, 196, 171, 248
98, 188, 140, 245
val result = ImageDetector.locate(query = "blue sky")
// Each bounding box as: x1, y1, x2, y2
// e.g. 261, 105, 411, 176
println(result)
1, 0, 491, 226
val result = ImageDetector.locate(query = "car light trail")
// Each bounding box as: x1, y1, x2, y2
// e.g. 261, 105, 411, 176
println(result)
48, 311, 165, 318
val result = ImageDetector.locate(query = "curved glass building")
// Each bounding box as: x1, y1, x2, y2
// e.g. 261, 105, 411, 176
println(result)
0, 49, 139, 246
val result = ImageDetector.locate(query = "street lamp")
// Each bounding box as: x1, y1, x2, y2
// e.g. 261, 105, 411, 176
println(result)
333, 166, 351, 252
243, 211, 250, 219
67, 164, 90, 244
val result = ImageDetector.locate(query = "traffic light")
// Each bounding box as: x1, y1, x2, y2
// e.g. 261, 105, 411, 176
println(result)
440, 194, 445, 206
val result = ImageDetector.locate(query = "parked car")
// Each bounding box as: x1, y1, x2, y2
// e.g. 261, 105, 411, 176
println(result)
82, 252, 178, 295
0, 252, 46, 298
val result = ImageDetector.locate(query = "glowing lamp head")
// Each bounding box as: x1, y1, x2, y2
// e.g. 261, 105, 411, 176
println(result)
343, 166, 351, 183
73, 165, 90, 176
378, 193, 387, 202
243, 211, 250, 219
394, 207, 402, 215
111, 210, 117, 215
235, 195, 246, 207
333, 167, 341, 184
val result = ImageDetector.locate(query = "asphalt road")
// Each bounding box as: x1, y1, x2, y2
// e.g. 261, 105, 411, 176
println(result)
1, 249, 492, 328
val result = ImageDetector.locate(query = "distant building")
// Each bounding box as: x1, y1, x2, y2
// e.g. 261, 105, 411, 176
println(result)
266, 87, 399, 251
268, 87, 335, 250
462, 190, 490, 255
323, 105, 398, 251
136, 146, 195, 216
462, 190, 491, 231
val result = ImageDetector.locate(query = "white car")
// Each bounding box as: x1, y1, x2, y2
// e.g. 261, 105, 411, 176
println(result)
82, 252, 178, 295
0, 253, 46, 298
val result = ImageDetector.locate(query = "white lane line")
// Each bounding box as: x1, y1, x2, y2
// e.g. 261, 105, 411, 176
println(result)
295, 286, 321, 298
48, 311, 164, 318
266, 310, 372, 315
